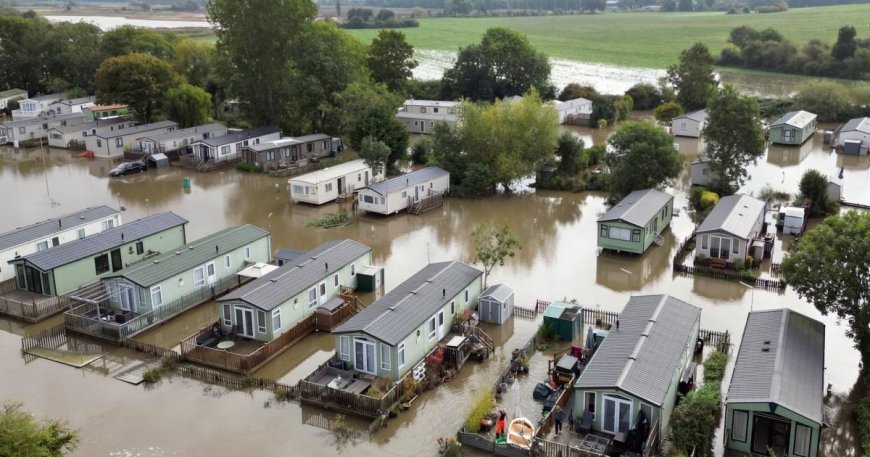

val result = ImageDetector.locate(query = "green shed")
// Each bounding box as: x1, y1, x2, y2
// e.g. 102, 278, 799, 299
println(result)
543, 301, 583, 342
355, 265, 383, 292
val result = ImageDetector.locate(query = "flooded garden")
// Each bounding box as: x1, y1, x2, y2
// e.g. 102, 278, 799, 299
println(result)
0, 123, 866, 455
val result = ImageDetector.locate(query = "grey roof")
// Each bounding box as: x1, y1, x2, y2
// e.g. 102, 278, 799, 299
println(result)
727, 309, 825, 424
52, 96, 95, 106
674, 109, 708, 123
840, 117, 870, 134
0, 89, 27, 98
49, 118, 130, 134
598, 189, 673, 227
11, 212, 188, 271
574, 295, 701, 406
696, 194, 765, 239
197, 126, 280, 147
275, 248, 304, 261
1, 112, 85, 128
396, 111, 458, 122
772, 110, 816, 129
111, 225, 269, 287
365, 167, 449, 196
334, 261, 482, 346
219, 240, 371, 311
139, 123, 226, 143
293, 133, 331, 143
481, 284, 514, 302
247, 133, 331, 152
96, 120, 178, 139
0, 206, 119, 252
31, 93, 65, 102
403, 99, 459, 108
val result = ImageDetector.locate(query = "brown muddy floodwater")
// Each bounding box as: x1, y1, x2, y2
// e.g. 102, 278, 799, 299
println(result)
0, 128, 866, 456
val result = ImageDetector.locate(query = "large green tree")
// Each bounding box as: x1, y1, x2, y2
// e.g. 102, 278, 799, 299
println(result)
330, 81, 403, 137
348, 106, 409, 171
45, 21, 105, 93
367, 29, 417, 93
832, 25, 857, 61
606, 120, 681, 201
798, 169, 837, 217
208, 0, 316, 129
667, 42, 716, 111
555, 133, 585, 176
101, 25, 176, 60
442, 28, 553, 101
358, 136, 391, 176
0, 14, 52, 93
95, 53, 181, 123
782, 211, 870, 367
701, 85, 765, 194
171, 38, 216, 88
0, 402, 78, 457
164, 83, 211, 129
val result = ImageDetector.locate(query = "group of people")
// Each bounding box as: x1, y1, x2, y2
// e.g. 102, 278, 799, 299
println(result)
493, 404, 568, 441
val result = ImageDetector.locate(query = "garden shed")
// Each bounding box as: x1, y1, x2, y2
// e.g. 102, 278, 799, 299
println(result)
543, 301, 583, 342
355, 265, 383, 292
478, 283, 514, 324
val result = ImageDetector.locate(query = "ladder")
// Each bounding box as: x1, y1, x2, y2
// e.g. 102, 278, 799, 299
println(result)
654, 234, 665, 246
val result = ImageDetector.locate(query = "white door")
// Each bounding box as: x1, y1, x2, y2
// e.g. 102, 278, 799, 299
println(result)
235, 307, 254, 338
319, 281, 327, 305
354, 338, 376, 374
602, 395, 632, 434
437, 310, 446, 339
206, 262, 216, 285
118, 284, 135, 311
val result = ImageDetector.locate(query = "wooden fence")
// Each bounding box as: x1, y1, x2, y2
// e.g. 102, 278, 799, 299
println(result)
581, 308, 620, 330
181, 314, 316, 373
315, 305, 356, 331
456, 430, 529, 457
0, 293, 70, 322
770, 263, 783, 277
530, 438, 606, 457
671, 234, 696, 266
119, 338, 181, 361
514, 305, 539, 320
673, 264, 786, 290
535, 377, 575, 438
21, 324, 69, 353
698, 329, 731, 354
0, 278, 16, 295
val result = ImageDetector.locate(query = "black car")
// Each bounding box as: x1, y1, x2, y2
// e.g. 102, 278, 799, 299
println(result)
108, 161, 147, 177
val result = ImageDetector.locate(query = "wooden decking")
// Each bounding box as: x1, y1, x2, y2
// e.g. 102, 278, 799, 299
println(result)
0, 287, 70, 322
408, 191, 444, 215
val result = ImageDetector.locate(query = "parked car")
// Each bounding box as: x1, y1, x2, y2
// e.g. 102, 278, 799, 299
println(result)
108, 161, 147, 177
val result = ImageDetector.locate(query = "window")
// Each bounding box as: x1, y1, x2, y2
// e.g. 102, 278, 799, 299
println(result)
257, 310, 267, 333
631, 229, 641, 242
420, 107, 427, 113
585, 392, 596, 414
150, 285, 162, 306
102, 219, 114, 231
732, 239, 739, 254
319, 282, 326, 297
731, 410, 748, 442
222, 304, 232, 326
602, 395, 632, 434
96, 139, 102, 148
783, 129, 795, 142
244, 246, 251, 259
272, 308, 282, 330
451, 300, 455, 315
77, 228, 86, 239
357, 173, 361, 182
702, 167, 710, 176
428, 316, 437, 340
340, 336, 350, 361
438, 310, 444, 327
224, 254, 231, 268
401, 191, 407, 198
325, 183, 333, 192
135, 241, 144, 255
600, 225, 609, 238
193, 266, 206, 288
308, 287, 318, 308
351, 264, 355, 276
293, 185, 304, 195
433, 107, 439, 113
710, 236, 732, 260
380, 197, 385, 204
640, 403, 653, 428
334, 274, 339, 289
661, 205, 667, 219
220, 145, 231, 155
701, 235, 708, 249
398, 342, 405, 367
607, 227, 632, 241
115, 138, 123, 147
94, 254, 110, 274
19, 127, 25, 134
36, 241, 48, 252
380, 343, 391, 371
363, 195, 374, 204
464, 289, 469, 303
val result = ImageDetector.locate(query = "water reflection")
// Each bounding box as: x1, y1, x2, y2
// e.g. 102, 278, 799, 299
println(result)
595, 230, 675, 292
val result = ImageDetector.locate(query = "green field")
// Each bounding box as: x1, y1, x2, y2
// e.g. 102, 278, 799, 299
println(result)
345, 4, 870, 68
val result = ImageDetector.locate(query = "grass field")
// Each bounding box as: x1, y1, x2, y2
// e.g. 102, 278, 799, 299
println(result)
345, 4, 870, 68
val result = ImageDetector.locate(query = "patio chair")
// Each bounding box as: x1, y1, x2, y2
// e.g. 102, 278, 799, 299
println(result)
576, 410, 594, 435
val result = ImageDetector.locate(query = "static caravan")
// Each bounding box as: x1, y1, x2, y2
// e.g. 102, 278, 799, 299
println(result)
12, 93, 66, 119
0, 89, 27, 111
47, 118, 135, 149
782, 206, 805, 236
0, 206, 121, 282
288, 159, 379, 205
243, 134, 339, 168
597, 189, 674, 255
1, 113, 86, 147
357, 167, 450, 215
689, 154, 721, 187
769, 110, 817, 146
188, 126, 281, 164
396, 100, 459, 134
45, 96, 95, 116
478, 283, 514, 324
836, 117, 870, 156
696, 194, 766, 265
138, 123, 228, 155
672, 109, 708, 138
83, 104, 129, 122
85, 120, 178, 158
556, 97, 593, 125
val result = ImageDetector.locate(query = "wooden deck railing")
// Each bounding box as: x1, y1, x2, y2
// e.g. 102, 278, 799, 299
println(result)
0, 292, 70, 322
535, 376, 575, 438
642, 418, 660, 457
181, 314, 316, 373
315, 304, 357, 331
0, 278, 17, 295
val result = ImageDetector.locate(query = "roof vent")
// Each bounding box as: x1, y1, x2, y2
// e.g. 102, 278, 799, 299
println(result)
175, 251, 182, 255
79, 216, 85, 220
215, 245, 219, 253
270, 279, 278, 283
761, 347, 770, 352
442, 288, 446, 297
153, 260, 160, 264
763, 340, 771, 345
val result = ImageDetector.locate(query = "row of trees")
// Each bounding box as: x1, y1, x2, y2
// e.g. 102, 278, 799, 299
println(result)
718, 25, 870, 80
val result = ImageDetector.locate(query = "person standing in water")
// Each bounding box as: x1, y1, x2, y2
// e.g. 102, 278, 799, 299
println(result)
495, 410, 507, 439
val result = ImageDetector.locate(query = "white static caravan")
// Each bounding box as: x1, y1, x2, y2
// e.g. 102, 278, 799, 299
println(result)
288, 159, 379, 205
672, 109, 708, 138
357, 166, 450, 215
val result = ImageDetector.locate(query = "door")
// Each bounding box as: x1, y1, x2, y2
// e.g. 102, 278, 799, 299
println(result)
25, 266, 43, 295
602, 395, 632, 434
415, 186, 420, 202
420, 121, 425, 133
751, 415, 790, 456
354, 338, 376, 374
319, 282, 327, 305
110, 248, 122, 272
118, 283, 135, 311
234, 307, 255, 338
438, 310, 446, 339
338, 177, 345, 195
206, 262, 216, 285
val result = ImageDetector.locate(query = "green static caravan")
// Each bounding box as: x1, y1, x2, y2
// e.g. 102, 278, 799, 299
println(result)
573, 295, 701, 451
218, 239, 373, 343
725, 309, 825, 457
597, 189, 674, 255
100, 225, 271, 316
8, 212, 188, 297
769, 110, 817, 146
332, 261, 482, 381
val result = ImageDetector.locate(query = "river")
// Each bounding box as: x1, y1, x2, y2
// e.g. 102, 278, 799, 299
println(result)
0, 125, 864, 456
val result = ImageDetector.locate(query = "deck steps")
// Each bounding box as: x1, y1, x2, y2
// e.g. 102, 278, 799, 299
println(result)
654, 234, 665, 246
114, 362, 149, 385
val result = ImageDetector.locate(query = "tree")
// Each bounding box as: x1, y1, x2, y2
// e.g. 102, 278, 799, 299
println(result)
701, 85, 765, 194
46, 21, 105, 93
794, 80, 854, 122
172, 39, 216, 88
580, 0, 605, 12
625, 83, 663, 110
442, 28, 553, 101
678, 0, 693, 11
208, 0, 316, 129
358, 136, 391, 176
472, 222, 520, 288
612, 95, 633, 123
0, 14, 53, 93
376, 9, 395, 21
330, 81, 403, 137
798, 169, 836, 217
667, 42, 716, 111
555, 133, 585, 176
559, 84, 598, 102
832, 25, 857, 61
101, 25, 176, 60
728, 25, 760, 49
95, 53, 181, 123
653, 101, 684, 124
367, 30, 417, 93
348, 106, 409, 172
606, 120, 681, 201
164, 83, 211, 128
782, 211, 870, 368
0, 402, 78, 457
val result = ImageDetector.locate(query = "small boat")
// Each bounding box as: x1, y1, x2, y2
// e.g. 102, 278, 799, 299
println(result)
507, 417, 535, 449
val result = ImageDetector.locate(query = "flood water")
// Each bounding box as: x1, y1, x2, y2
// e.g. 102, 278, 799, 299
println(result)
45, 15, 210, 30
0, 128, 865, 455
